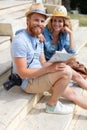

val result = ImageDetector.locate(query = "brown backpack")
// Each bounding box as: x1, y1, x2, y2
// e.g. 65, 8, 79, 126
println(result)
67, 60, 87, 79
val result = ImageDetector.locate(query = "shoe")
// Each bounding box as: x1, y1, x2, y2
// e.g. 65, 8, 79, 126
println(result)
46, 101, 73, 114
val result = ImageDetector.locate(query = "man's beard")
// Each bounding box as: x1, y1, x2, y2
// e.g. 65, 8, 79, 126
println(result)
29, 24, 43, 36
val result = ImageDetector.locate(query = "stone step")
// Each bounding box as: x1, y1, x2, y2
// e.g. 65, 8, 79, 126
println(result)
67, 46, 87, 130
0, 4, 32, 21
0, 31, 86, 130
0, 36, 12, 76
0, 46, 86, 130
17, 86, 83, 130
76, 46, 87, 66
71, 19, 79, 31
0, 3, 31, 17
0, 85, 42, 130
67, 89, 87, 130
0, 19, 26, 37
0, 34, 43, 130
0, 43, 86, 130
0, 23, 13, 38
73, 27, 87, 52
0, 1, 32, 10
0, 36, 10, 44
0, 2, 87, 129
16, 46, 87, 130
0, 1, 32, 37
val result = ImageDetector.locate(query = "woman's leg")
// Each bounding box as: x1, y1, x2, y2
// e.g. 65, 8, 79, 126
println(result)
62, 86, 87, 109
72, 69, 87, 90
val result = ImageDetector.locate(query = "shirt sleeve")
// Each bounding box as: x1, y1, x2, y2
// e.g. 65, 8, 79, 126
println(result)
11, 34, 27, 58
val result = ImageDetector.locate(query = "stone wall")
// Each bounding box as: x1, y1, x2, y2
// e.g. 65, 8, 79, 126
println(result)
44, 0, 62, 4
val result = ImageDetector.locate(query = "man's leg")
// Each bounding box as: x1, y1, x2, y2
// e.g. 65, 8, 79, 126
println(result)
24, 65, 73, 114
46, 65, 73, 114
47, 65, 72, 105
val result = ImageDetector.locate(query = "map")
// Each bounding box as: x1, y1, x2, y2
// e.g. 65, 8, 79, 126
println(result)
49, 51, 77, 62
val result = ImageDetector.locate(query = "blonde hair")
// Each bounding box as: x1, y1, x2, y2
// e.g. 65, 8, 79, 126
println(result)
46, 16, 72, 32
64, 18, 72, 30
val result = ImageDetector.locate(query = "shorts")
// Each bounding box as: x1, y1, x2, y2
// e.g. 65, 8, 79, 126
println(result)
24, 74, 52, 93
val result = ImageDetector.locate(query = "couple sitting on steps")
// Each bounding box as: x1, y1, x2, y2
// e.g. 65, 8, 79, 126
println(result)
11, 3, 87, 114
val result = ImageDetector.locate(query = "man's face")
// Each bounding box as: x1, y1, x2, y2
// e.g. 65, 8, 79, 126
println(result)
27, 13, 45, 36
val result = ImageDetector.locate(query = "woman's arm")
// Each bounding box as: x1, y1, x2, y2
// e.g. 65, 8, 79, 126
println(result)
63, 26, 75, 49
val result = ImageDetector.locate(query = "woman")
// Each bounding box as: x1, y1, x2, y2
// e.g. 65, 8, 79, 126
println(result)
39, 5, 87, 90
43, 6, 76, 60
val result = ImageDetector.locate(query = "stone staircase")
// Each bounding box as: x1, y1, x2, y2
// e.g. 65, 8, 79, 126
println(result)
17, 45, 87, 130
0, 1, 87, 130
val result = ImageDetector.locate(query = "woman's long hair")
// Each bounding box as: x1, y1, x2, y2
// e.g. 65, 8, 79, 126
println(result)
46, 16, 72, 32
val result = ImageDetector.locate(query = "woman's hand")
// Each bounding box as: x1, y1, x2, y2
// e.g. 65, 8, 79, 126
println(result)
61, 26, 72, 34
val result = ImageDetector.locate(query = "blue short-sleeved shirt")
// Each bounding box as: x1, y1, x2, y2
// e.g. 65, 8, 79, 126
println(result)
11, 29, 44, 89
43, 27, 76, 60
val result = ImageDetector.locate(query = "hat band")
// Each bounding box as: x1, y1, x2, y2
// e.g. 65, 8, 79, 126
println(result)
32, 9, 46, 15
53, 12, 67, 17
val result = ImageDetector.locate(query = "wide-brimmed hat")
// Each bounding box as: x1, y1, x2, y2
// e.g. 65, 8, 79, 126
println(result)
25, 3, 47, 18
52, 5, 70, 19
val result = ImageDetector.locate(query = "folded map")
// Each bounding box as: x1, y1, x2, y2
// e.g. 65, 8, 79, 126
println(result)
49, 51, 77, 62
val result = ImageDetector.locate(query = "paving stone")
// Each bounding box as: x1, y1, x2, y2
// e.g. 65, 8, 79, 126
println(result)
0, 85, 37, 130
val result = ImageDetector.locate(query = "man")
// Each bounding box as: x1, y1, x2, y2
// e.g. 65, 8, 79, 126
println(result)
11, 3, 73, 114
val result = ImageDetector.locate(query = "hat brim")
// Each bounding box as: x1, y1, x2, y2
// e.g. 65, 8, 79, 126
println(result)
51, 12, 70, 19
25, 9, 48, 18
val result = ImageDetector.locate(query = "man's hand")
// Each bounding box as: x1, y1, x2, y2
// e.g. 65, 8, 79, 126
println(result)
47, 62, 66, 73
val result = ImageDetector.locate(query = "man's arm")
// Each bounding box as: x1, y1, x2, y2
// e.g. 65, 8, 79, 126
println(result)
14, 54, 66, 79
39, 53, 53, 67
14, 57, 49, 79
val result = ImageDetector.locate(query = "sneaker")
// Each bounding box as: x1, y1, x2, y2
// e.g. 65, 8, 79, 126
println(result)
46, 101, 73, 114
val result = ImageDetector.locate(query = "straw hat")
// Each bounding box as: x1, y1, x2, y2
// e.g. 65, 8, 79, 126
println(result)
52, 5, 70, 19
25, 3, 47, 17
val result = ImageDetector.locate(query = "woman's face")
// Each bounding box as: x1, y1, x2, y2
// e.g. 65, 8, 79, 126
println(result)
51, 16, 64, 32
